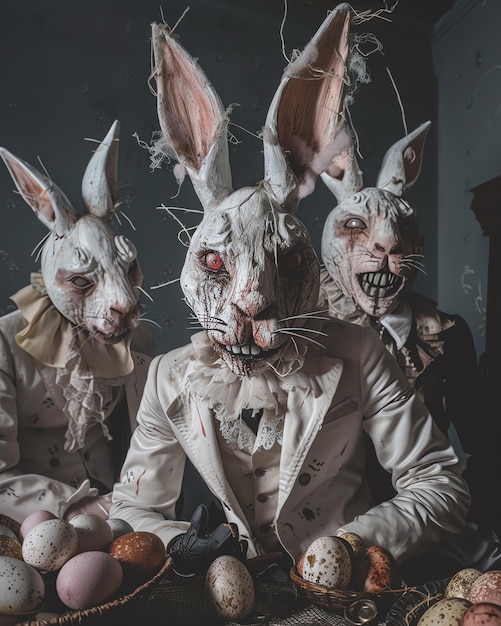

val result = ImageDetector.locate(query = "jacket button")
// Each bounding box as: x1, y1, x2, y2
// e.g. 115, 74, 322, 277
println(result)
255, 467, 266, 477
257, 494, 268, 503
298, 472, 311, 485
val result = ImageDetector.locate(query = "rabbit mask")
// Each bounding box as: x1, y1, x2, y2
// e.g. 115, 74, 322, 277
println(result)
152, 4, 352, 377
0, 121, 143, 346
320, 122, 430, 319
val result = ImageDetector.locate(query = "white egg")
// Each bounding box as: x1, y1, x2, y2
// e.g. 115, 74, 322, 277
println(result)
69, 513, 114, 552
106, 518, 134, 540
22, 519, 78, 571
299, 536, 352, 589
417, 598, 472, 626
0, 555, 45, 614
206, 555, 255, 620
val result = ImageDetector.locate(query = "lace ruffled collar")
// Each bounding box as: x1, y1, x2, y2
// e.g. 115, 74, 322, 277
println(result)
11, 275, 134, 451
179, 332, 315, 454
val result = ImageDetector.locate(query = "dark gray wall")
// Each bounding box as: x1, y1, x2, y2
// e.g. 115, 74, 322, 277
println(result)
0, 0, 440, 356
434, 0, 498, 358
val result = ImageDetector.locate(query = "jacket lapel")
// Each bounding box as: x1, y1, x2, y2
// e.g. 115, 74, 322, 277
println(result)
277, 353, 343, 514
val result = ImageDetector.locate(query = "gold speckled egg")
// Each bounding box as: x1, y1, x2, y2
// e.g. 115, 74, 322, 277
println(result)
206, 555, 255, 621
444, 568, 482, 599
417, 597, 472, 626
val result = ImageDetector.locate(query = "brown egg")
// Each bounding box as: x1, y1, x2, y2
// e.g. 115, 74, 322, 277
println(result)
354, 545, 398, 593
108, 531, 166, 587
468, 571, 501, 606
462, 602, 501, 626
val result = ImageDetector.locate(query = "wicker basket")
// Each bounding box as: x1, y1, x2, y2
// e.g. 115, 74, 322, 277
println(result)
289, 566, 412, 613
12, 556, 173, 626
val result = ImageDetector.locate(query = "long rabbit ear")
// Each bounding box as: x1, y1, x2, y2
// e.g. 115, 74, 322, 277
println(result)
151, 22, 232, 212
0, 148, 76, 236
81, 119, 120, 218
263, 3, 352, 211
376, 121, 431, 196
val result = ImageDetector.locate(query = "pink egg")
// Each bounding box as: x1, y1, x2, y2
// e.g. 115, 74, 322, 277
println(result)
19, 510, 57, 541
56, 551, 123, 609
468, 571, 501, 606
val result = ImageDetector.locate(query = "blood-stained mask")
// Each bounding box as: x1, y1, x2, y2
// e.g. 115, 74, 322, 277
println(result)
151, 4, 354, 376
321, 123, 429, 318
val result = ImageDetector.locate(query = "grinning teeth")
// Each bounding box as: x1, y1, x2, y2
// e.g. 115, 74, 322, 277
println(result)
359, 270, 401, 298
226, 344, 262, 356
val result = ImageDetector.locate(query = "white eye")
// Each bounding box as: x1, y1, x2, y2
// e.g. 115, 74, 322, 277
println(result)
344, 217, 367, 230
69, 275, 93, 290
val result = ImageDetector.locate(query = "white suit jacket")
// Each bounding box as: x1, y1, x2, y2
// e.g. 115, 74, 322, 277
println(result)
110, 319, 470, 565
0, 310, 151, 523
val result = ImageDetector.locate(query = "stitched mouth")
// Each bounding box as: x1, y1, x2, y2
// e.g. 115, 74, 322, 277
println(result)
222, 342, 281, 361
358, 270, 403, 299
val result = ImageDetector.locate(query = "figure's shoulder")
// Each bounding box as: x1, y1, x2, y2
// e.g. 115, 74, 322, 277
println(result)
0, 309, 27, 341
321, 316, 378, 354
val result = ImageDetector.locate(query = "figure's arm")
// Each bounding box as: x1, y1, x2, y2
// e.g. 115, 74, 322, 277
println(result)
0, 326, 100, 523
110, 354, 191, 548
338, 326, 470, 564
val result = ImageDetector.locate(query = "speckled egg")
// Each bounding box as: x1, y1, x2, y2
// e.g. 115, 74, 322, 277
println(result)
106, 518, 134, 540
468, 570, 501, 606
444, 567, 482, 599
339, 532, 366, 559
19, 510, 57, 541
463, 602, 501, 626
22, 519, 78, 571
416, 597, 472, 626
107, 531, 165, 586
0, 536, 23, 561
299, 536, 352, 589
206, 555, 255, 621
0, 555, 45, 614
69, 513, 114, 553
56, 550, 123, 610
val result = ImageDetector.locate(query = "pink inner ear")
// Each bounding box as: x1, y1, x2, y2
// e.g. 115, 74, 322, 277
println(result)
276, 11, 349, 182
8, 162, 57, 224
156, 34, 221, 171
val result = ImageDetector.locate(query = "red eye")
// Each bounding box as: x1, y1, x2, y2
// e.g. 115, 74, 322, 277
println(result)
284, 250, 304, 270
205, 252, 224, 271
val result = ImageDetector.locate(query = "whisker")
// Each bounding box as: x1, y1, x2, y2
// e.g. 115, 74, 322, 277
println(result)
31, 232, 51, 260
150, 277, 181, 290
136, 285, 154, 301
276, 326, 328, 337
278, 309, 329, 322
401, 260, 428, 275
138, 317, 162, 330
275, 329, 326, 349
118, 210, 137, 231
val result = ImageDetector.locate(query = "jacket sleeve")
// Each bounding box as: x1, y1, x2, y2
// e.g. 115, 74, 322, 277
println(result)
0, 324, 95, 523
110, 354, 190, 549
338, 326, 471, 564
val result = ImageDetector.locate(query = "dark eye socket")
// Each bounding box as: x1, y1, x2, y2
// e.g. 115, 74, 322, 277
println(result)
204, 251, 225, 272
69, 275, 93, 290
280, 247, 308, 273
344, 217, 367, 230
